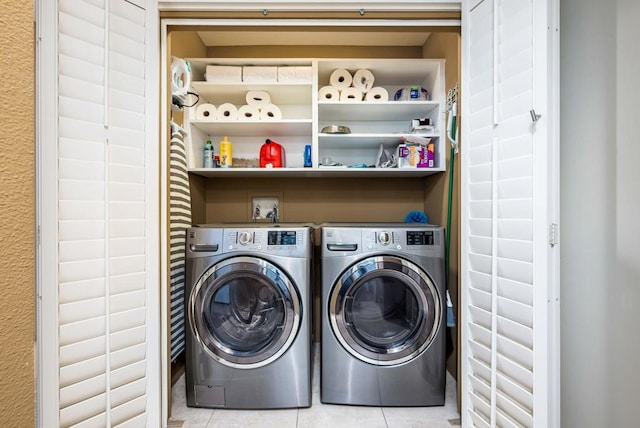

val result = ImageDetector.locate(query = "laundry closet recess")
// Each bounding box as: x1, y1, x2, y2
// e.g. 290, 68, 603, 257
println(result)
162, 18, 462, 398
183, 57, 447, 176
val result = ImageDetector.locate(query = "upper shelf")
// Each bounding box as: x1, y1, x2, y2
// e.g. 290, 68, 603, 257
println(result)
191, 82, 312, 105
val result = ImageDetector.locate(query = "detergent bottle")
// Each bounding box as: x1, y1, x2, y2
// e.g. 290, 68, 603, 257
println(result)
219, 136, 232, 168
260, 139, 285, 168
203, 140, 213, 168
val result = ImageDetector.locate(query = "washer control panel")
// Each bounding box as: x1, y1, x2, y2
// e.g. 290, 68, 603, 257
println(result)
222, 227, 310, 258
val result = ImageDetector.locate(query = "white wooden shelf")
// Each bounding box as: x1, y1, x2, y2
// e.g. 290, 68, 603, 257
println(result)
318, 133, 439, 149
183, 58, 446, 176
190, 120, 312, 136
191, 82, 312, 105
188, 167, 443, 178
318, 101, 440, 121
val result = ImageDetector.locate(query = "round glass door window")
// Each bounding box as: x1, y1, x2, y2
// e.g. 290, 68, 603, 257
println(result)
329, 256, 441, 366
189, 256, 301, 369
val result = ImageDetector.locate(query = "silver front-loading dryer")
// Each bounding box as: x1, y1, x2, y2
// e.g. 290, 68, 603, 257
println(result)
185, 225, 312, 409
321, 224, 446, 406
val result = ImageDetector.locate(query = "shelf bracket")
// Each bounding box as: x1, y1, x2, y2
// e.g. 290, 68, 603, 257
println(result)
359, 9, 365, 16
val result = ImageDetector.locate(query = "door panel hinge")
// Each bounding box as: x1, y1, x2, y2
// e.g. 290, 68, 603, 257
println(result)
549, 223, 559, 247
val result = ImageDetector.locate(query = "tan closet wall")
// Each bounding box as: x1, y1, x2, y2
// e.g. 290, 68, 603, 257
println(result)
422, 31, 461, 377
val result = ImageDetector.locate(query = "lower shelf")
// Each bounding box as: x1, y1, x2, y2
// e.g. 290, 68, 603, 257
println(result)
188, 167, 444, 178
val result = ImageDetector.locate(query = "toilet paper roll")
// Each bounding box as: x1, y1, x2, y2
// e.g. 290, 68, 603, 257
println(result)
340, 87, 363, 102
216, 103, 238, 121
352, 69, 375, 92
364, 87, 389, 102
245, 90, 271, 108
260, 104, 282, 120
329, 69, 353, 89
238, 105, 260, 121
318, 85, 340, 102
195, 103, 217, 120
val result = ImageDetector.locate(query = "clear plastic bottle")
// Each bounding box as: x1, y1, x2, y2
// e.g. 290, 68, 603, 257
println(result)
203, 140, 213, 168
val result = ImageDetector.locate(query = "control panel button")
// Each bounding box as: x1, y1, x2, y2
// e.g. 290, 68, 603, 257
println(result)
378, 231, 392, 245
239, 231, 253, 245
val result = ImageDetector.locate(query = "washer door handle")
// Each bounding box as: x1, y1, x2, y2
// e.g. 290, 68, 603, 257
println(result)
189, 244, 219, 252
327, 244, 358, 252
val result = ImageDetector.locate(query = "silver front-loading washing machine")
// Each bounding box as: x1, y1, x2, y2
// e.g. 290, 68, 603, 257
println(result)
185, 225, 313, 409
321, 224, 446, 407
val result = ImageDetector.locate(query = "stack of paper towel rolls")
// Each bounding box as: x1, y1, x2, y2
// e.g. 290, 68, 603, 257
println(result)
193, 90, 282, 121
318, 68, 389, 102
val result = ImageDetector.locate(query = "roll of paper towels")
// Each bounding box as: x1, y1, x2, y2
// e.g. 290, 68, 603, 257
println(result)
329, 69, 353, 89
260, 104, 282, 120
205, 65, 242, 83
245, 90, 271, 108
340, 87, 363, 102
277, 66, 312, 83
365, 87, 389, 102
238, 105, 260, 121
353, 69, 375, 92
195, 103, 217, 120
217, 103, 238, 120
318, 85, 340, 101
243, 66, 278, 83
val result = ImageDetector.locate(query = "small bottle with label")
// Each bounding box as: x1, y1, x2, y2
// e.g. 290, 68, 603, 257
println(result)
203, 140, 213, 168
219, 136, 232, 168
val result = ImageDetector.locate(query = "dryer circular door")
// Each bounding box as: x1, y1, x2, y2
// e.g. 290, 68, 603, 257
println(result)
189, 256, 301, 369
329, 255, 441, 366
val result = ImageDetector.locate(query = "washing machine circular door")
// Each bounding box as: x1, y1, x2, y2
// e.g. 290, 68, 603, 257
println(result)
189, 256, 301, 369
329, 255, 441, 366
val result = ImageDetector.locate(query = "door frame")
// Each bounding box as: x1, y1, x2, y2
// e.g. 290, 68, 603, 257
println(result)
159, 15, 462, 422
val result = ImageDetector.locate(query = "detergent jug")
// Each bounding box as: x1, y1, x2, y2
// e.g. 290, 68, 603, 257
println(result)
260, 139, 285, 168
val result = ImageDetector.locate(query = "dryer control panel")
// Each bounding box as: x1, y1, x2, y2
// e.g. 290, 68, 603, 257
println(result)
322, 225, 444, 258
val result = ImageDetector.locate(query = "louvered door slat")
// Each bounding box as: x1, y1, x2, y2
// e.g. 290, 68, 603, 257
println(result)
51, 0, 153, 425
463, 0, 557, 426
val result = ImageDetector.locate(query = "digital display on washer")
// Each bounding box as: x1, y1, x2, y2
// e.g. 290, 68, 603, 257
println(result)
406, 231, 434, 246
268, 231, 297, 246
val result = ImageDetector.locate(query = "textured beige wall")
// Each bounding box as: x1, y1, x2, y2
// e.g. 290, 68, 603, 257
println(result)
0, 0, 35, 426
422, 31, 461, 380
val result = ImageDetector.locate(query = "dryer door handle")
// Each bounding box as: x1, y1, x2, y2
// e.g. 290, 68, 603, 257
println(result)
189, 244, 220, 252
327, 244, 358, 252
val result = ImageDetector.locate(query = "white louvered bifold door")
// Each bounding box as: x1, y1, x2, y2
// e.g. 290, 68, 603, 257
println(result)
55, 0, 157, 426
461, 0, 559, 427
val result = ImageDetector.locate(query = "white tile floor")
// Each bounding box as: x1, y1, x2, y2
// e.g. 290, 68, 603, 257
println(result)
169, 345, 460, 428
